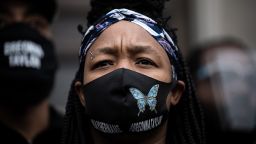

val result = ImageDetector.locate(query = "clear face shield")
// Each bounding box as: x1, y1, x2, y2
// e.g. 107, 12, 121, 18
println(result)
197, 48, 256, 132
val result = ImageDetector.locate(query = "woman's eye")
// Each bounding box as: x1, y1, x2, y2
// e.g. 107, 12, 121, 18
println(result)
92, 60, 113, 69
136, 58, 157, 67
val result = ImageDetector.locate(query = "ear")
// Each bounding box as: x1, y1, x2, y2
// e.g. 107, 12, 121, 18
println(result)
166, 80, 185, 108
75, 81, 86, 107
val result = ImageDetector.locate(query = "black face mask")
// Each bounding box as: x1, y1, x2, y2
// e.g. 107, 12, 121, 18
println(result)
0, 23, 57, 108
82, 68, 176, 134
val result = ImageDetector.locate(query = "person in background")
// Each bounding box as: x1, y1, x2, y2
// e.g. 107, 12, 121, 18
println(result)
62, 1, 205, 144
187, 37, 256, 144
0, 0, 63, 144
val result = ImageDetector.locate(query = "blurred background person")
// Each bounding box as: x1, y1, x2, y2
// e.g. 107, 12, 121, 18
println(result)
0, 0, 63, 144
187, 37, 256, 144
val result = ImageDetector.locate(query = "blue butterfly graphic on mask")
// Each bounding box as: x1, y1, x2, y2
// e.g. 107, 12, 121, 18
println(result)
129, 84, 159, 116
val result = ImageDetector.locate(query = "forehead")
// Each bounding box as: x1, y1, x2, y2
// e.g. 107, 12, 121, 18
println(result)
0, 2, 27, 14
88, 21, 164, 52
0, 2, 46, 19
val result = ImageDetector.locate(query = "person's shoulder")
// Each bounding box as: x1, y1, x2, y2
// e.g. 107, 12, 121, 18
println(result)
0, 121, 29, 144
33, 105, 64, 144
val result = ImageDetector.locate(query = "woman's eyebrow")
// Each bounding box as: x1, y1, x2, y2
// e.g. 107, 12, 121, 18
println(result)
91, 45, 162, 59
92, 47, 119, 57
127, 45, 161, 58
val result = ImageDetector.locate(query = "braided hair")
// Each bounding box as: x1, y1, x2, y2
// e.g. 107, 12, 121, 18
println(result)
87, 0, 169, 26
62, 1, 205, 144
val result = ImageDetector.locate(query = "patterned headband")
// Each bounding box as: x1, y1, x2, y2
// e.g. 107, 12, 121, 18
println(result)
79, 8, 179, 79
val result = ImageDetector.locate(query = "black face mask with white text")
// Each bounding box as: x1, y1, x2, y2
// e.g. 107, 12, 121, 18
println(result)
82, 68, 176, 134
0, 23, 57, 108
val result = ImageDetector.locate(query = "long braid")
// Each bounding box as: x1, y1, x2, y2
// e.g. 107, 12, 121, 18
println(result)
163, 19, 205, 143
62, 71, 80, 144
62, 64, 92, 144
172, 46, 205, 144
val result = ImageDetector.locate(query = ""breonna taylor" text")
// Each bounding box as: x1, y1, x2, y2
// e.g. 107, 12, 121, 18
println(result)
90, 115, 163, 134
4, 40, 44, 69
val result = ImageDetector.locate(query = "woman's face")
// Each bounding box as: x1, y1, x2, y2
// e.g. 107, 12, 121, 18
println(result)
83, 21, 172, 84
77, 20, 184, 111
